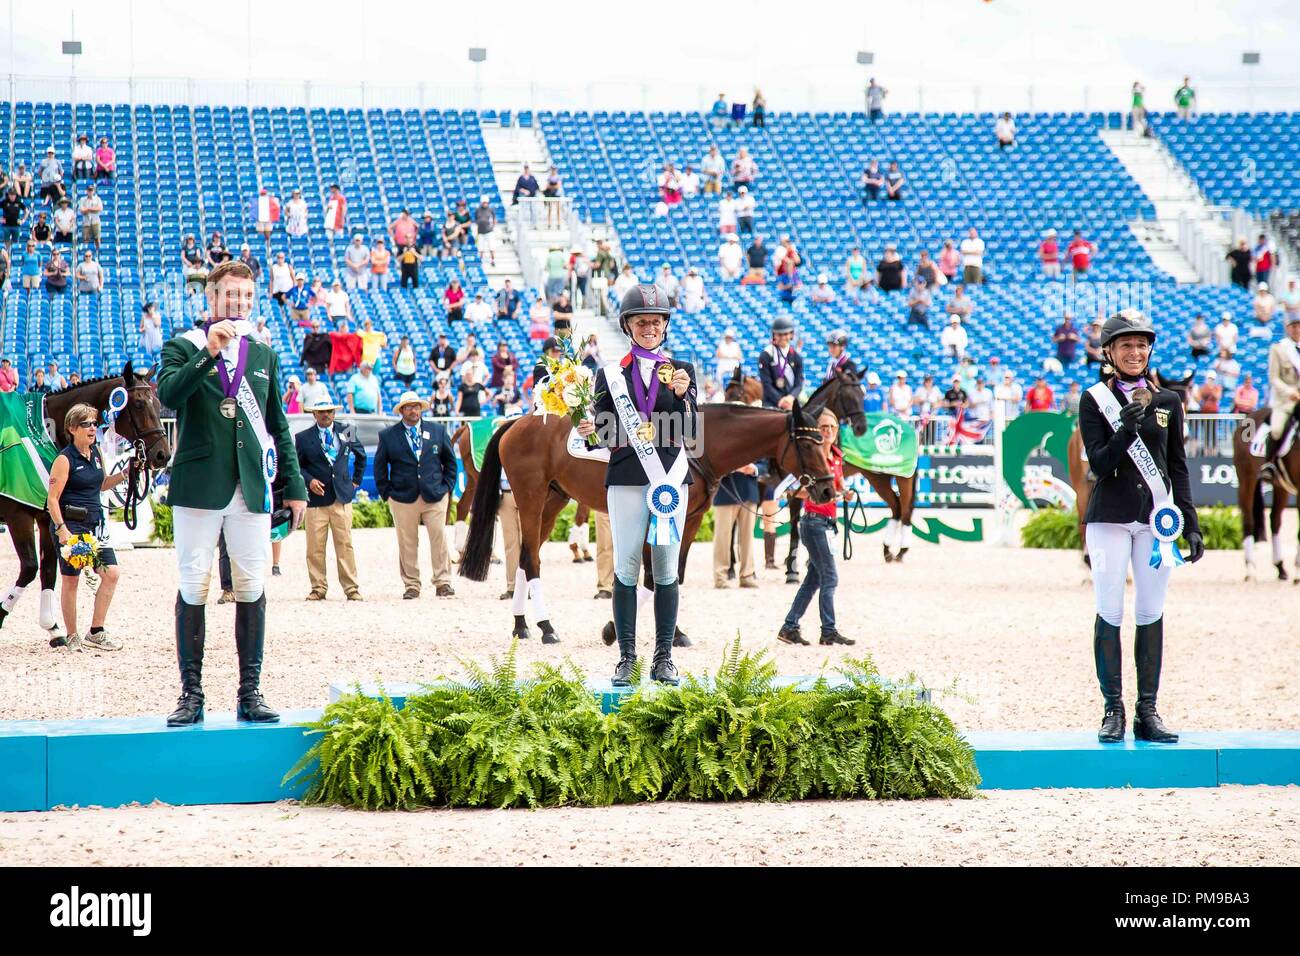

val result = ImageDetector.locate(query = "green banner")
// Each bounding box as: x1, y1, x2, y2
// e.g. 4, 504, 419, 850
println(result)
0, 392, 61, 509
839, 414, 918, 478
469, 416, 508, 471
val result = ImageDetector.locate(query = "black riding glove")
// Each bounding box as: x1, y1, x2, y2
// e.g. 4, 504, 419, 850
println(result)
1184, 531, 1205, 563
1118, 400, 1146, 435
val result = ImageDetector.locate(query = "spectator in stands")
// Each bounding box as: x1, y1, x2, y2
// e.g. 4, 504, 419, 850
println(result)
613, 263, 638, 302
874, 243, 905, 292
731, 148, 758, 192
37, 148, 65, 205
1226, 238, 1252, 289
681, 266, 707, 313
592, 240, 618, 284
282, 188, 308, 238
657, 264, 680, 306
810, 273, 836, 304
1084, 319, 1104, 369
569, 247, 592, 308
915, 249, 940, 288
232, 244, 259, 284
444, 276, 466, 322
396, 243, 422, 289
1026, 376, 1054, 411
322, 279, 349, 326
409, 211, 435, 258
1057, 381, 1080, 416
1129, 81, 1147, 133
281, 374, 303, 414
1067, 229, 1095, 278
938, 238, 960, 283
2, 189, 25, 246
346, 362, 382, 415
390, 209, 418, 252
324, 183, 347, 239
369, 239, 393, 290
861, 372, 884, 412
843, 246, 870, 301
750, 89, 767, 128
943, 375, 968, 417
71, 136, 94, 180
385, 334, 416, 389
0, 357, 16, 392
12, 163, 31, 199
494, 366, 524, 415
511, 163, 539, 207
745, 235, 769, 282
329, 319, 362, 376
679, 164, 700, 201
475, 196, 497, 266
907, 277, 931, 328
772, 235, 801, 274
0, 243, 8, 290
180, 234, 206, 287
658, 162, 683, 210
542, 166, 563, 229
947, 284, 974, 321
77, 184, 102, 251
994, 112, 1017, 150
75, 250, 103, 294
1251, 283, 1277, 337
439, 212, 463, 260
866, 78, 888, 122
451, 199, 473, 247
1213, 349, 1240, 390
719, 233, 743, 280
714, 329, 742, 382
253, 187, 280, 241
138, 303, 164, 357
268, 251, 295, 303
709, 93, 729, 129
960, 227, 985, 284
1039, 228, 1061, 278
717, 190, 738, 235
1252, 234, 1276, 287
912, 374, 942, 418
941, 315, 968, 359
18, 241, 43, 291
1211, 311, 1238, 356
341, 235, 368, 290
29, 368, 49, 395
30, 211, 52, 247
1195, 371, 1223, 413
551, 290, 573, 336
543, 245, 566, 303
888, 372, 912, 416
860, 160, 884, 202
701, 145, 725, 195
1053, 313, 1080, 366
464, 345, 490, 388
736, 186, 757, 234
488, 340, 520, 390
358, 318, 388, 371
1174, 78, 1197, 121
495, 279, 522, 322
775, 260, 800, 305
968, 375, 993, 422
884, 161, 905, 201
994, 370, 1022, 421
430, 373, 455, 417
251, 316, 273, 347
52, 199, 75, 245
286, 273, 313, 325
206, 232, 230, 267
45, 360, 66, 390
299, 367, 332, 411
94, 138, 115, 180
429, 331, 456, 377
578, 333, 602, 372
466, 291, 494, 327
1233, 372, 1259, 413
43, 249, 70, 293
455, 363, 489, 418
1187, 314, 1213, 359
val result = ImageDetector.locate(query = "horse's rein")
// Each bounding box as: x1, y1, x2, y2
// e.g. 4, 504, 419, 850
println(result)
114, 383, 166, 531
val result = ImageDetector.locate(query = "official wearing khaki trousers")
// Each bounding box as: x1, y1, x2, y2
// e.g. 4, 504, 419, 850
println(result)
389, 496, 451, 592
500, 489, 521, 598
305, 502, 361, 598
712, 505, 757, 586
595, 509, 614, 596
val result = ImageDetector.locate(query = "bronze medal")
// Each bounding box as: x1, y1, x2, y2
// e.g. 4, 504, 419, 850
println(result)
219, 397, 238, 419
656, 362, 675, 386
637, 421, 656, 442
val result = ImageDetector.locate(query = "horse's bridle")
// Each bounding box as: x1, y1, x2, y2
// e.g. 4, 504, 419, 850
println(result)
780, 413, 833, 493
112, 381, 168, 530
115, 382, 168, 465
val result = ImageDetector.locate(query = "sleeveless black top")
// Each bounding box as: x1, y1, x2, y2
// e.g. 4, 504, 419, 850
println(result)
58, 443, 105, 525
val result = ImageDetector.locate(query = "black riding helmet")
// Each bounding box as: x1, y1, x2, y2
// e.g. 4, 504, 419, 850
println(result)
771, 315, 795, 335
1099, 308, 1156, 348
619, 283, 672, 336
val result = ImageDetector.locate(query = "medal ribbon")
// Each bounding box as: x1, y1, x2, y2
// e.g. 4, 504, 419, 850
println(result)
771, 345, 788, 382
204, 317, 251, 401
627, 342, 668, 421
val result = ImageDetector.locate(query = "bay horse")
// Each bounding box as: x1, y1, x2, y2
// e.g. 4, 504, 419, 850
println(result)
0, 363, 171, 638
459, 398, 837, 645
1233, 408, 1299, 582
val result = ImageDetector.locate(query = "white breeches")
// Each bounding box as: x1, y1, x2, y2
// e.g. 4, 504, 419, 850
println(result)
174, 486, 270, 604
607, 484, 680, 587
1085, 521, 1172, 628
1270, 401, 1296, 440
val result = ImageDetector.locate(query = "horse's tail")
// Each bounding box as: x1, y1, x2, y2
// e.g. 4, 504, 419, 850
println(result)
459, 419, 513, 582
1253, 478, 1267, 543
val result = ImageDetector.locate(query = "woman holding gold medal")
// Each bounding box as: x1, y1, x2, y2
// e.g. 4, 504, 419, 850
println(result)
1078, 309, 1203, 745
577, 284, 698, 686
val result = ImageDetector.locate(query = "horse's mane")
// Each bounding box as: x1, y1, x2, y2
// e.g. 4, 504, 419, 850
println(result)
48, 372, 122, 396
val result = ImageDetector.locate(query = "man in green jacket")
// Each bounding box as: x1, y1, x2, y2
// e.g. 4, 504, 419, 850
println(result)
158, 260, 307, 726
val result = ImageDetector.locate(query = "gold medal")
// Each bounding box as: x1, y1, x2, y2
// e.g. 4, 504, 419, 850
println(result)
637, 421, 656, 442
656, 362, 675, 386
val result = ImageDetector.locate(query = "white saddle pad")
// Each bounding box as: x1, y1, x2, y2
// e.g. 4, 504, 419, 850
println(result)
567, 428, 610, 462
1251, 420, 1295, 458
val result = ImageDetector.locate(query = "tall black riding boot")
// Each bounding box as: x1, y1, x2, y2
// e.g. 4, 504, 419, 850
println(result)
1134, 618, 1178, 743
650, 581, 680, 685
611, 580, 638, 686
166, 593, 206, 726
763, 532, 777, 570
1260, 434, 1280, 482
1093, 615, 1125, 743
235, 594, 279, 722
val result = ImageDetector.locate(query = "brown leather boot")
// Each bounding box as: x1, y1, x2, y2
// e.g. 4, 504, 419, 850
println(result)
763, 533, 777, 570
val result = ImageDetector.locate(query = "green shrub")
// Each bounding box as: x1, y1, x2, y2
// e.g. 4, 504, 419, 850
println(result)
286, 639, 980, 809
150, 501, 174, 545
1020, 507, 1081, 549
350, 497, 394, 529
1186, 506, 1241, 551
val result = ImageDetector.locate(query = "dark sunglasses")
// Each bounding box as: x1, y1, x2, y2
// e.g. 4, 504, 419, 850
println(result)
77, 420, 97, 429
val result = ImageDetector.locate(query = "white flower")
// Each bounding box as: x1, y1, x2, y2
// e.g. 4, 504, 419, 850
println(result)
562, 383, 584, 407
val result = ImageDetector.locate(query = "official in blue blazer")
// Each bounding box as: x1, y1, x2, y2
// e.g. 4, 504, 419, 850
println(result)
295, 399, 368, 601
373, 391, 458, 599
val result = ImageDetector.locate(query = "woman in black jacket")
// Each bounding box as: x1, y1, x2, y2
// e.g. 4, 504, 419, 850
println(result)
1078, 310, 1204, 745
577, 284, 698, 687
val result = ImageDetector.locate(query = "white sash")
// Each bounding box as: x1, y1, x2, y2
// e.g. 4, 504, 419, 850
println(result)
1086, 381, 1184, 569
603, 361, 689, 546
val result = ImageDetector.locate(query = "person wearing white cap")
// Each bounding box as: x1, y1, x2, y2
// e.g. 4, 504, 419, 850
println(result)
717, 189, 738, 235
718, 232, 743, 281
284, 187, 308, 238
1251, 282, 1278, 337
888, 371, 913, 416
299, 366, 332, 410
715, 327, 742, 382
340, 234, 369, 290
37, 147, 65, 205
735, 184, 757, 234
475, 195, 497, 266
810, 272, 836, 304
374, 392, 457, 599
941, 314, 968, 360
681, 265, 706, 313
1040, 228, 1062, 278
295, 399, 367, 601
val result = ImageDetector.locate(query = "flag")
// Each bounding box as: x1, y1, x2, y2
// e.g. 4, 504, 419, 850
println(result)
947, 409, 990, 446
252, 192, 280, 224
324, 196, 347, 232
0, 392, 61, 509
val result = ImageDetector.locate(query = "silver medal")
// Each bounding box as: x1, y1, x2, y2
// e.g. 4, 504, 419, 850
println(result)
219, 397, 238, 419
775, 375, 785, 388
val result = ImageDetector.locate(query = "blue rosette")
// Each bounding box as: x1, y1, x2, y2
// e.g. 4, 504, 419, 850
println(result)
1148, 502, 1186, 570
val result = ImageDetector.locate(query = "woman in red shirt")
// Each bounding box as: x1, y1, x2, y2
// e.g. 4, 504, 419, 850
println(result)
1027, 378, 1055, 411
444, 278, 466, 322
778, 409, 856, 647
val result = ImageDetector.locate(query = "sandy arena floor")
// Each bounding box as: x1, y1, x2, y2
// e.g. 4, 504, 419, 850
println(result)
1, 512, 1297, 865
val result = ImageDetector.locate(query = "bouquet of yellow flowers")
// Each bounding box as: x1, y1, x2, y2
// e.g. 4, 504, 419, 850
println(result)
60, 531, 103, 572
538, 338, 600, 444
